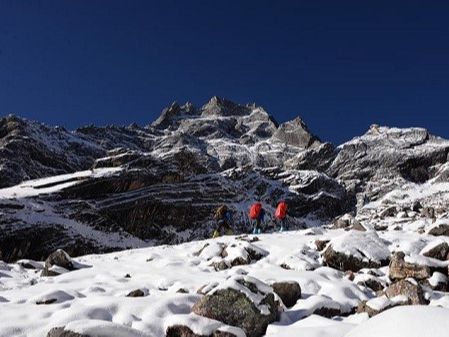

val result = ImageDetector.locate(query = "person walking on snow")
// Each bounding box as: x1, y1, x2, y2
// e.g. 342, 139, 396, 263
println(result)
212, 205, 233, 238
249, 202, 265, 234
275, 200, 288, 232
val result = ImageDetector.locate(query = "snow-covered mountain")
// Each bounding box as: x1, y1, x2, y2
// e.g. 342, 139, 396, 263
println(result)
2, 97, 449, 336
1, 97, 449, 263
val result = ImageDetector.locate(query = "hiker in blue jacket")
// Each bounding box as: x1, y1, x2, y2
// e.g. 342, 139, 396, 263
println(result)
213, 205, 233, 238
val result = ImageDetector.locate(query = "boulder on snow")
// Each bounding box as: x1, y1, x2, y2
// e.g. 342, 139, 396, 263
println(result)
428, 223, 449, 236
356, 295, 402, 317
208, 240, 268, 271
356, 278, 429, 316
314, 239, 329, 251
271, 281, 301, 308
421, 207, 436, 219
41, 249, 77, 277
191, 276, 278, 337
421, 240, 449, 261
354, 274, 386, 292
332, 213, 354, 229
422, 272, 449, 292
126, 289, 145, 297
389, 251, 432, 281
385, 279, 427, 305
322, 231, 390, 272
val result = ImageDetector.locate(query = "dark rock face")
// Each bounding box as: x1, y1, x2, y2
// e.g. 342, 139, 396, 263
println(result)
327, 126, 449, 211
0, 114, 105, 189
191, 278, 278, 337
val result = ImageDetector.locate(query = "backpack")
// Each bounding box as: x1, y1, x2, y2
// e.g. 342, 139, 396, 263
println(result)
214, 205, 228, 220
224, 210, 232, 222
275, 201, 287, 219
249, 203, 262, 220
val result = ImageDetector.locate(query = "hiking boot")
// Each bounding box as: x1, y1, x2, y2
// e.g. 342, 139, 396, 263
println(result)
279, 226, 284, 232
252, 228, 257, 234
257, 228, 262, 234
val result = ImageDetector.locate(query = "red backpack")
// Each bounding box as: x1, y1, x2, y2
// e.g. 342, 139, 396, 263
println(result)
275, 202, 287, 219
249, 203, 262, 220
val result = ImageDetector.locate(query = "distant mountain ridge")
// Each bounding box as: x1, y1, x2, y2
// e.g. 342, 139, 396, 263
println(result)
1, 96, 449, 262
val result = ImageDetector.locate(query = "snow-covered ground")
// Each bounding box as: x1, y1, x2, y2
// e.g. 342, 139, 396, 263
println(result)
2, 168, 449, 336
1, 225, 449, 336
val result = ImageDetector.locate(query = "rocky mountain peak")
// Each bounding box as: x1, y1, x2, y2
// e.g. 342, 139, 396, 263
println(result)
151, 101, 202, 130
151, 101, 183, 129
275, 117, 322, 149
182, 101, 197, 114
201, 96, 251, 117
0, 114, 28, 139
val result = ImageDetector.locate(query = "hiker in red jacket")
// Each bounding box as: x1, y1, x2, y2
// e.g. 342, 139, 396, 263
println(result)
275, 201, 288, 232
249, 202, 265, 234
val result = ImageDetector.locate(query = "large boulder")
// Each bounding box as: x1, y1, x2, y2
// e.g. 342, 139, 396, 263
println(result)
322, 231, 390, 272
421, 240, 449, 261
41, 249, 77, 277
385, 279, 427, 305
388, 251, 448, 281
356, 296, 402, 317
192, 276, 278, 337
428, 223, 449, 236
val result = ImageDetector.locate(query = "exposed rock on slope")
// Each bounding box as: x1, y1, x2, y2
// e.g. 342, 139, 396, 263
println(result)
328, 125, 449, 210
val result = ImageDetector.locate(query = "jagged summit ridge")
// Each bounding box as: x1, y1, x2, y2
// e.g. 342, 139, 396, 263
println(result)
152, 96, 321, 145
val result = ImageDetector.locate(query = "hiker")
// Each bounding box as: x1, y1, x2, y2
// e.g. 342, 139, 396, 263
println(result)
212, 205, 233, 238
275, 200, 288, 232
249, 202, 265, 234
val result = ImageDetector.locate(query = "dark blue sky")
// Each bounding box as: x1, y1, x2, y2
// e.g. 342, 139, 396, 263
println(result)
1, 1, 448, 145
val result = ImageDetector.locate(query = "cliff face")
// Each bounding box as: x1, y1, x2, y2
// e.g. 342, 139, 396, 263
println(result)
1, 98, 448, 262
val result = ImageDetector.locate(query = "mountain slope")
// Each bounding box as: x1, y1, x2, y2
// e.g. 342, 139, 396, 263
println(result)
0, 97, 449, 262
